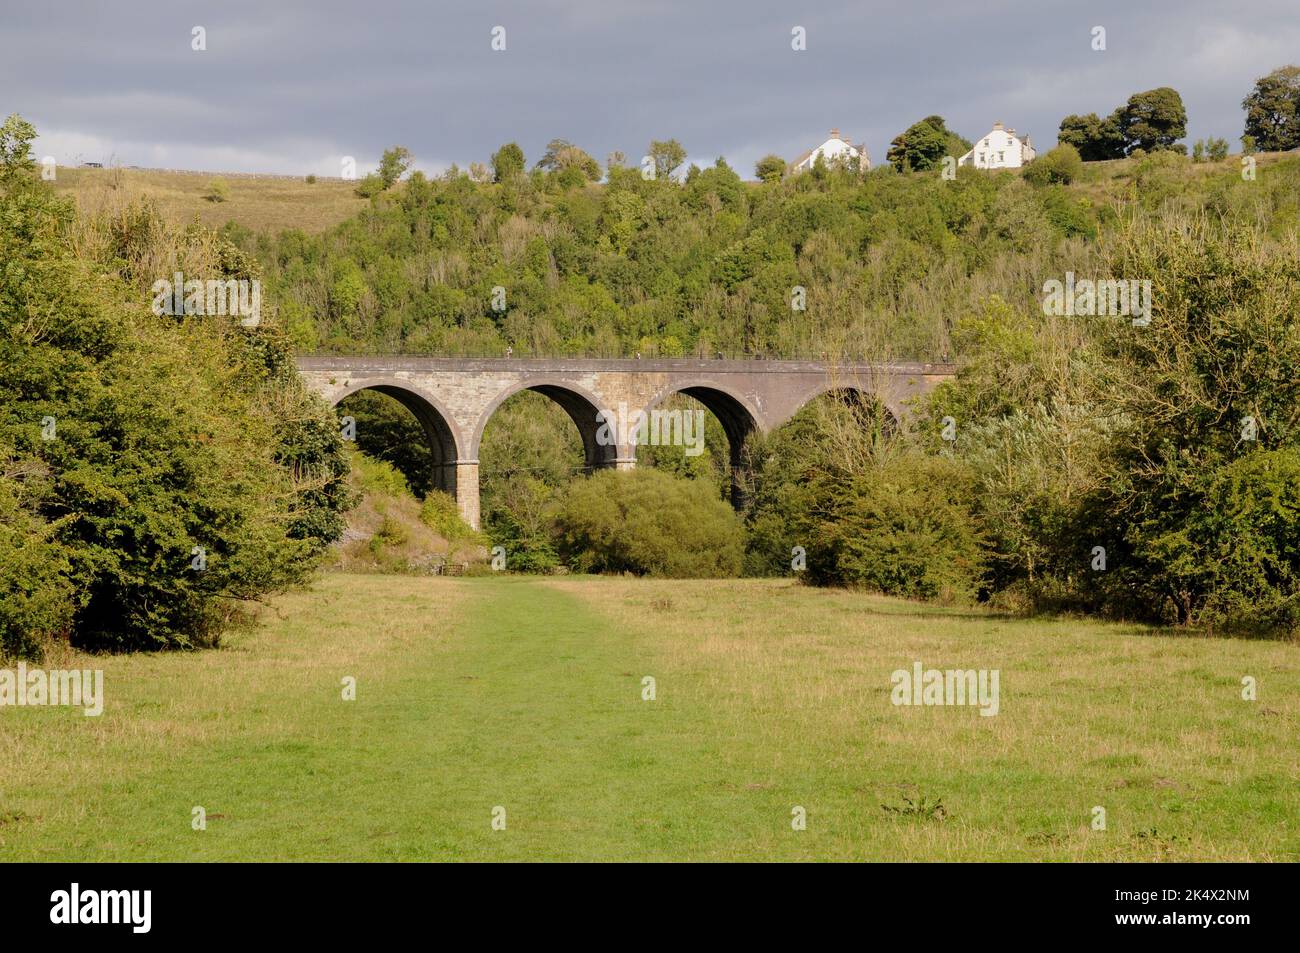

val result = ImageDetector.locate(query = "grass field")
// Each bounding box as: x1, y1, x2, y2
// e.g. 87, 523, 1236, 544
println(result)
51, 166, 367, 235
1, 574, 1296, 861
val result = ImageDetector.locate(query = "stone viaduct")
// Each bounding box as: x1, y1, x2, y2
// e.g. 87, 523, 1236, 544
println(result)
296, 356, 955, 529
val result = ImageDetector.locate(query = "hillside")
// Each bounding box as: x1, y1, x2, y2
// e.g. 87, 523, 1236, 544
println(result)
51, 165, 367, 235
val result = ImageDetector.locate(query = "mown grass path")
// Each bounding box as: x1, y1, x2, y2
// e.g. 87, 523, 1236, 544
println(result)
1, 574, 1296, 860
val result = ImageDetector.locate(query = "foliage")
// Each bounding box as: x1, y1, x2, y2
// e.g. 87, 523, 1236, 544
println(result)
205, 178, 230, 203
755, 154, 786, 183
1022, 144, 1083, 186
491, 142, 526, 182
0, 115, 351, 655
1241, 65, 1300, 152
419, 490, 482, 544
647, 138, 687, 179
1057, 112, 1126, 161
887, 116, 969, 172
1059, 88, 1187, 160
553, 468, 743, 577
535, 139, 601, 184
378, 146, 413, 189
1119, 87, 1188, 154
803, 452, 985, 602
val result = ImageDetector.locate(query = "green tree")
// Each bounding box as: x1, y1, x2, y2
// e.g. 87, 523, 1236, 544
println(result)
1118, 87, 1187, 154
887, 116, 966, 172
1241, 65, 1300, 152
490, 142, 525, 182
0, 115, 351, 654
378, 146, 413, 188
647, 138, 687, 179
1056, 112, 1125, 161
755, 154, 786, 183
535, 139, 601, 181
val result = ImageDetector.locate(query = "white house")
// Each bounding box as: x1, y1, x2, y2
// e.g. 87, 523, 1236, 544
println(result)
958, 122, 1035, 169
792, 129, 869, 172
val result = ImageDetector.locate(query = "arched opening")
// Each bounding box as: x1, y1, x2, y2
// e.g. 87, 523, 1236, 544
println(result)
640, 384, 761, 509
819, 386, 900, 439
474, 382, 615, 569
742, 388, 900, 576
333, 384, 461, 498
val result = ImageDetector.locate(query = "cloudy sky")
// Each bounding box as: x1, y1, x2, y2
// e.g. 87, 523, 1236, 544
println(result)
5, 0, 1298, 178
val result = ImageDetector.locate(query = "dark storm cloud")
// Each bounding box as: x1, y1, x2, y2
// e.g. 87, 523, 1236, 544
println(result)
3, 0, 1297, 175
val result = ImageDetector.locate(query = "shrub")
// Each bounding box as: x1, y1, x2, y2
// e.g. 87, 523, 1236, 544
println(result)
305, 174, 317, 184
1192, 449, 1300, 632
355, 173, 385, 198
553, 468, 743, 577
805, 454, 985, 603
0, 452, 75, 659
205, 177, 230, 202
1022, 144, 1083, 186
419, 490, 482, 543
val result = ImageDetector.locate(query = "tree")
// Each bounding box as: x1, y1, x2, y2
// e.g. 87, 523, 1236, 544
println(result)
378, 146, 413, 188
1118, 87, 1187, 154
1207, 137, 1229, 161
1242, 65, 1300, 152
534, 139, 601, 182
647, 138, 687, 179
755, 154, 786, 183
0, 115, 351, 655
1057, 112, 1125, 161
0, 113, 37, 176
490, 142, 525, 182
886, 116, 967, 172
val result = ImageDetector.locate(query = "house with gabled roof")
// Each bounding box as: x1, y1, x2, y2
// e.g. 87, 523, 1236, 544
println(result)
958, 121, 1035, 169
792, 129, 869, 173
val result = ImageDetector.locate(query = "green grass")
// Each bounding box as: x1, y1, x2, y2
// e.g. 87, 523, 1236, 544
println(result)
1, 574, 1296, 861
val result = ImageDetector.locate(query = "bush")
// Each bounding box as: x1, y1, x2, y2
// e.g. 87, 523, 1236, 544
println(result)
805, 454, 985, 602
205, 178, 230, 202
305, 174, 317, 185
0, 452, 75, 659
1192, 449, 1300, 632
355, 173, 385, 198
553, 468, 744, 577
419, 490, 482, 543
1022, 144, 1083, 186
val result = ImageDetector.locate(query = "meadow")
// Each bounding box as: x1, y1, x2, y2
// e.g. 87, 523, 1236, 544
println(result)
52, 166, 366, 235
1, 574, 1295, 862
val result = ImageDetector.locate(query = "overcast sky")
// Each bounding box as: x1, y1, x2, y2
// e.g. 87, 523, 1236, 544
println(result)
5, 0, 1298, 178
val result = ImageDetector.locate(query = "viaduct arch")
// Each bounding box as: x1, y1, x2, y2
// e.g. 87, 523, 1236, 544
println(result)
297, 356, 955, 529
